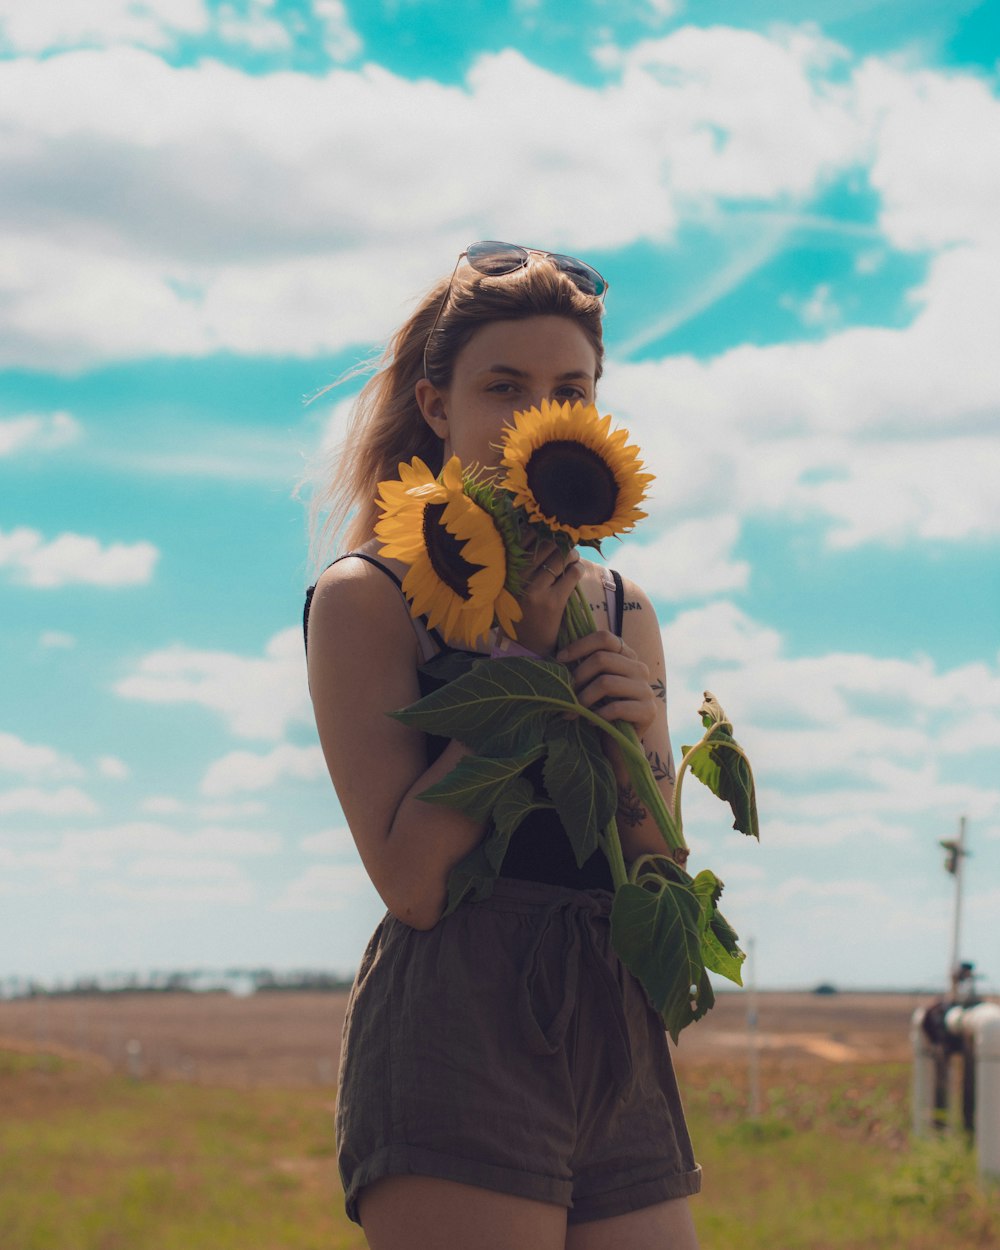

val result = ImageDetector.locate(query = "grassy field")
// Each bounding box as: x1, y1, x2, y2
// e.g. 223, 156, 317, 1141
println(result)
2, 1044, 998, 1250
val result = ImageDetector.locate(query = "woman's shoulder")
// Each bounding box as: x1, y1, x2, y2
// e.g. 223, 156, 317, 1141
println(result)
307, 545, 417, 657
311, 542, 405, 591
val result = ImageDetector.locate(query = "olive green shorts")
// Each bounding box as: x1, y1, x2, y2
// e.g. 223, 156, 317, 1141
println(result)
336, 877, 701, 1226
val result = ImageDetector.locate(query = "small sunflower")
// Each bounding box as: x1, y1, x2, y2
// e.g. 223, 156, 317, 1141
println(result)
375, 456, 522, 648
499, 399, 654, 545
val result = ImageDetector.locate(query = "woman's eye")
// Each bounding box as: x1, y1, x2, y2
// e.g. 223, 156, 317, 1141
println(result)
556, 385, 588, 401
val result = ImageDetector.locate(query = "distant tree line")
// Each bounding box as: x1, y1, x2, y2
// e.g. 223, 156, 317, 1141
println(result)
0, 968, 355, 999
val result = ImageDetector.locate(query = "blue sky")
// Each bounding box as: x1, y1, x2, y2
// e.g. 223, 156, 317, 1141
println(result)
1, 0, 998, 995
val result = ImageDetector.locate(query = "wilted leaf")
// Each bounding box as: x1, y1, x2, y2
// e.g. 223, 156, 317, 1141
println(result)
681, 723, 759, 839
701, 925, 745, 985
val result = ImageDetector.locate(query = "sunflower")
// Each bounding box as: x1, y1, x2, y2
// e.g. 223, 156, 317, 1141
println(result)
499, 400, 654, 545
375, 455, 522, 648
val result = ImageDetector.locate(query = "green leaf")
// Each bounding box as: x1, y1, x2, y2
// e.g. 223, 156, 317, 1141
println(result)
701, 925, 745, 986
691, 871, 744, 986
418, 649, 482, 685
442, 841, 498, 916
542, 718, 618, 868
441, 776, 554, 915
691, 868, 723, 924
681, 723, 759, 839
492, 776, 552, 842
393, 657, 579, 756
417, 744, 546, 822
709, 900, 741, 957
610, 879, 715, 1044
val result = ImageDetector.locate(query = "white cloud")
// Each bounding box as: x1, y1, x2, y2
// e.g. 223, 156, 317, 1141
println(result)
271, 862, 370, 911
660, 601, 1000, 850
216, 0, 291, 53
0, 786, 98, 816
97, 755, 129, 780
39, 631, 77, 649
137, 794, 269, 819
0, 0, 210, 54
140, 795, 185, 816
780, 282, 840, 329
0, 527, 159, 587
127, 856, 247, 881
196, 799, 268, 821
0, 731, 83, 781
314, 0, 361, 62
116, 627, 309, 739
96, 877, 255, 905
300, 825, 354, 855
605, 242, 1000, 550
0, 411, 80, 456
0, 26, 872, 371
7, 821, 282, 875
201, 743, 326, 797
857, 59, 1000, 252
615, 515, 750, 600
660, 600, 782, 670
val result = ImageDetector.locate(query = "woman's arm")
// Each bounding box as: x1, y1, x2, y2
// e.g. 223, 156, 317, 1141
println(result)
306, 558, 487, 930
554, 573, 677, 864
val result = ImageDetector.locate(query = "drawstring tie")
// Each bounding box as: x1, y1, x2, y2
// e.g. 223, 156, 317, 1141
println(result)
515, 891, 633, 1098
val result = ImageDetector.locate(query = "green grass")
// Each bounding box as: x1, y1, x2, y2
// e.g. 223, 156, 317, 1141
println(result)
0, 1051, 365, 1250
1, 1049, 998, 1249
682, 1061, 1000, 1249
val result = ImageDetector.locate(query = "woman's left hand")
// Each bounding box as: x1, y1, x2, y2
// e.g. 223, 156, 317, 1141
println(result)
555, 630, 657, 742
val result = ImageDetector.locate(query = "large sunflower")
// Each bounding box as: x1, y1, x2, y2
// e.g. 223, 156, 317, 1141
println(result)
499, 400, 654, 545
375, 456, 521, 648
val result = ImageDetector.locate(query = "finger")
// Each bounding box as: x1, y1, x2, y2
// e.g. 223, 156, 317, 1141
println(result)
556, 630, 632, 664
575, 667, 649, 704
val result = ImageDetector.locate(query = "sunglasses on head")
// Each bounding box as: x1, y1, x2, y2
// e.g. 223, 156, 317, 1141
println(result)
422, 240, 608, 380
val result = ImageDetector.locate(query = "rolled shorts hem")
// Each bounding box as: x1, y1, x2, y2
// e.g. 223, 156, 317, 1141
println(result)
344, 1145, 702, 1228
344, 1143, 572, 1225
569, 1164, 703, 1225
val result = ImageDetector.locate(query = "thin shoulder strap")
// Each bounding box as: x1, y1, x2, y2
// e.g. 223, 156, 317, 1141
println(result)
598, 567, 624, 637
303, 552, 445, 661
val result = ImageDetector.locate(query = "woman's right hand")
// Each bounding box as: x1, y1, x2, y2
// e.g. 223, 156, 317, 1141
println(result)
510, 540, 584, 657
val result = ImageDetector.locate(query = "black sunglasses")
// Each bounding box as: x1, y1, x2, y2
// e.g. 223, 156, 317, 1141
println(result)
423, 240, 608, 380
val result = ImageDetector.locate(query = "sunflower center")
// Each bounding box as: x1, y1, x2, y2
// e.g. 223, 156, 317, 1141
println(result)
422, 503, 480, 600
525, 441, 618, 527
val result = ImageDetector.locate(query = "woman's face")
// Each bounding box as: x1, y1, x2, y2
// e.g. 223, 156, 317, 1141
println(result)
416, 315, 599, 476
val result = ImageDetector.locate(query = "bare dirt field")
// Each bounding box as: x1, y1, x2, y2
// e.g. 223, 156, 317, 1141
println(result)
0, 989, 946, 1087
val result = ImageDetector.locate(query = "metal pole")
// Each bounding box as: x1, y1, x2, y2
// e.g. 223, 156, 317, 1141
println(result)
949, 816, 967, 998
747, 936, 761, 1119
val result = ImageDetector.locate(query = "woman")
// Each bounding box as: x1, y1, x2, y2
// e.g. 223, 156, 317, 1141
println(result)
305, 242, 701, 1249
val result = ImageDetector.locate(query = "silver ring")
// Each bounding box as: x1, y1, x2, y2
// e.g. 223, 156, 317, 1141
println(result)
618, 635, 625, 654
541, 562, 559, 581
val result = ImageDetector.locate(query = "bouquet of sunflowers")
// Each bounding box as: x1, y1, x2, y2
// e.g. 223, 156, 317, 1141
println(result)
375, 400, 758, 1042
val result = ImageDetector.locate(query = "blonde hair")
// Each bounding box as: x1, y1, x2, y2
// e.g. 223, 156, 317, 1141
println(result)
307, 260, 605, 567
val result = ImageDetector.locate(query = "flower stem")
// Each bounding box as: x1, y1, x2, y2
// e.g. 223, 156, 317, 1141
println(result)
600, 817, 628, 890
565, 586, 689, 862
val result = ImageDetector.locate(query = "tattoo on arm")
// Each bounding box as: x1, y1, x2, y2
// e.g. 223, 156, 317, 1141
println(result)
616, 782, 648, 828
650, 678, 666, 702
622, 600, 642, 611
646, 748, 676, 784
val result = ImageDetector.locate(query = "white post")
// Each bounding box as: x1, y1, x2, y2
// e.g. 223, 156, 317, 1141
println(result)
911, 1007, 937, 1137
966, 1003, 1000, 1183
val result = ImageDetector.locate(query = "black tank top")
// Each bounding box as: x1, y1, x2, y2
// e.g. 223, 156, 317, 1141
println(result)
304, 554, 620, 891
